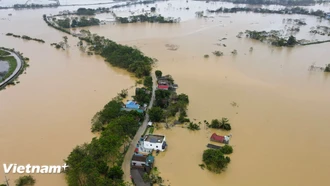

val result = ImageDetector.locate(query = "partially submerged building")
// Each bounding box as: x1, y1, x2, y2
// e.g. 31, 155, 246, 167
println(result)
143, 134, 167, 151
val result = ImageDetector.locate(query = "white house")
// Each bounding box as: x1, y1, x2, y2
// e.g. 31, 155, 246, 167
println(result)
143, 134, 167, 151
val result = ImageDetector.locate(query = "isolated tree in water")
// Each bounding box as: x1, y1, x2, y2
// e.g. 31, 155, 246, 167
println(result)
15, 175, 36, 186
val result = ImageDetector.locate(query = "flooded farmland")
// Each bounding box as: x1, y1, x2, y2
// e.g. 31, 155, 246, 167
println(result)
1, 0, 330, 185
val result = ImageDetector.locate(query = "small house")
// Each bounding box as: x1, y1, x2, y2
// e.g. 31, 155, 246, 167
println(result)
210, 133, 231, 144
125, 100, 140, 109
158, 84, 169, 90
143, 134, 167, 151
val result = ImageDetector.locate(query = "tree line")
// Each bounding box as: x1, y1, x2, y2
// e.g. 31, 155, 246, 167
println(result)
56, 17, 101, 28
208, 6, 328, 18
6, 33, 45, 43
78, 30, 153, 77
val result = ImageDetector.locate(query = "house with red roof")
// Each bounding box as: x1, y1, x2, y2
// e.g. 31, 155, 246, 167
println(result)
157, 84, 169, 90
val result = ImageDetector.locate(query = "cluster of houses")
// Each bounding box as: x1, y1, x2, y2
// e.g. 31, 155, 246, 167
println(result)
157, 75, 178, 91
130, 134, 167, 185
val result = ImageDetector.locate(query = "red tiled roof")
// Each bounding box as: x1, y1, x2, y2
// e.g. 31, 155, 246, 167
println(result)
210, 133, 224, 142
158, 85, 169, 89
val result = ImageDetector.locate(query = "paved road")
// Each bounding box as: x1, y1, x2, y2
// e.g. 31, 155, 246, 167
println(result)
122, 73, 157, 183
0, 49, 23, 89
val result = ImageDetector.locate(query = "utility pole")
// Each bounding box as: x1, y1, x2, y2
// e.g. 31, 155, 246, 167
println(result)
4, 175, 9, 186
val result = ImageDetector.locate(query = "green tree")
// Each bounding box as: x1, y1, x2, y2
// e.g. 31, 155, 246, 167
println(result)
108, 166, 124, 180
208, 118, 231, 130
143, 76, 153, 89
220, 145, 233, 154
150, 7, 156, 12
324, 64, 330, 72
155, 70, 162, 78
287, 35, 297, 46
63, 36, 68, 43
148, 107, 164, 122
15, 175, 36, 186
202, 149, 230, 173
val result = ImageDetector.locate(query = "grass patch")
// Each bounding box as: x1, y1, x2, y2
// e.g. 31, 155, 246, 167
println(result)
149, 126, 155, 134
0, 56, 17, 83
0, 49, 10, 56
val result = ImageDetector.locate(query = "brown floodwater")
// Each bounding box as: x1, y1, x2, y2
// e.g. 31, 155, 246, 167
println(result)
1, 1, 330, 185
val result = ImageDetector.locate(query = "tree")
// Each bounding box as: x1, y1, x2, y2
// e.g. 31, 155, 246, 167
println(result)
15, 175, 36, 186
219, 118, 231, 130
155, 70, 162, 78
220, 145, 233, 154
324, 64, 330, 72
150, 7, 156, 12
208, 118, 231, 130
148, 107, 164, 122
287, 35, 297, 46
143, 76, 153, 89
63, 36, 68, 44
108, 166, 124, 180
202, 149, 230, 173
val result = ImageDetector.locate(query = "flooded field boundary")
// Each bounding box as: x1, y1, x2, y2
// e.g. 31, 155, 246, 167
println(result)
0, 47, 25, 89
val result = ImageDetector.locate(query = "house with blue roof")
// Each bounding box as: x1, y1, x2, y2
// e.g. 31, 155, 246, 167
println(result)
125, 100, 140, 109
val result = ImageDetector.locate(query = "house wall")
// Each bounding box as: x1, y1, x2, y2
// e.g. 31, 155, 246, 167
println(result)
132, 160, 146, 167
143, 141, 166, 151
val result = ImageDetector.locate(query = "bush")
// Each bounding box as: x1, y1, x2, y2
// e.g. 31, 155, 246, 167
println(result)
202, 149, 230, 173
148, 107, 164, 122
155, 70, 162, 78
15, 175, 36, 186
220, 145, 233, 154
187, 122, 200, 130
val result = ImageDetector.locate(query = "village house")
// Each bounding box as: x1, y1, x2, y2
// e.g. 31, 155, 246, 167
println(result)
121, 100, 146, 113
130, 169, 151, 186
131, 154, 154, 170
143, 134, 167, 151
157, 75, 178, 90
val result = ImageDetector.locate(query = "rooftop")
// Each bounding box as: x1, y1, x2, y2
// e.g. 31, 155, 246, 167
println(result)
144, 135, 165, 143
132, 154, 147, 162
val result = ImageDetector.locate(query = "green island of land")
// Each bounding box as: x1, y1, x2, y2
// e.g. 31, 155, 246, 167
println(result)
0, 47, 28, 89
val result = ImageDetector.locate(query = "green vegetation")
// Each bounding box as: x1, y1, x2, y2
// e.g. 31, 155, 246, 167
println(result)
142, 167, 163, 184
143, 76, 153, 90
227, 0, 317, 6
43, 14, 71, 34
133, 88, 151, 105
245, 30, 298, 47
213, 51, 223, 56
57, 17, 100, 28
0, 56, 17, 83
15, 175, 36, 186
325, 64, 330, 72
116, 14, 180, 24
220, 145, 233, 154
6, 33, 45, 43
79, 31, 153, 78
208, 118, 232, 131
0, 50, 10, 56
204, 54, 209, 58
14, 3, 59, 9
150, 7, 156, 12
202, 149, 231, 173
66, 95, 144, 185
187, 122, 200, 130
118, 89, 128, 99
208, 6, 327, 18
77, 8, 96, 15
148, 107, 164, 122
155, 70, 162, 78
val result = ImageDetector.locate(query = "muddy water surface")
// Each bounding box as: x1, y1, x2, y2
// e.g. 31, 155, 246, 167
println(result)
1, 1, 330, 186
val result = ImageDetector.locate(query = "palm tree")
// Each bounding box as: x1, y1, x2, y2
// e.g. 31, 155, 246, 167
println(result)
219, 118, 231, 130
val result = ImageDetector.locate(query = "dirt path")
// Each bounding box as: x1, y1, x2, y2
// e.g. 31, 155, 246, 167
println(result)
122, 73, 156, 183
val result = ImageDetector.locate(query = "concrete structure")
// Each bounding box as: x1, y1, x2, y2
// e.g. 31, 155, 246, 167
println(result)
143, 134, 167, 151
